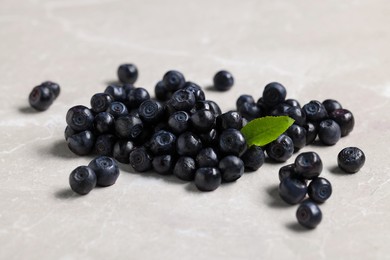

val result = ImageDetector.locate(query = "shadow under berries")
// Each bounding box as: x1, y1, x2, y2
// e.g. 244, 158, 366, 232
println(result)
54, 188, 79, 199
265, 184, 291, 208
285, 221, 311, 232
48, 139, 84, 159
18, 105, 39, 114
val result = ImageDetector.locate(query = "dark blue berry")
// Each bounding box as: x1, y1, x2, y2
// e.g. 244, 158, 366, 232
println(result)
183, 82, 205, 101
196, 147, 219, 168
41, 81, 60, 99
218, 129, 247, 157
104, 84, 126, 102
173, 156, 196, 181
113, 140, 134, 164
66, 105, 94, 131
176, 132, 202, 156
67, 130, 95, 155
194, 167, 222, 191
117, 63, 138, 84
278, 164, 297, 182
107, 101, 128, 118
90, 93, 113, 113
318, 119, 341, 145
236, 94, 255, 109
170, 89, 196, 111
191, 109, 216, 133
198, 128, 218, 146
155, 81, 171, 101
294, 152, 323, 180
308, 177, 332, 203
322, 99, 342, 113
163, 70, 185, 92
286, 124, 307, 150
270, 104, 306, 126
126, 87, 150, 109
88, 156, 119, 187
262, 82, 287, 107
302, 100, 328, 122
64, 125, 76, 140
148, 130, 176, 155
168, 111, 190, 134
284, 99, 301, 108
213, 70, 234, 91
240, 145, 265, 171
219, 156, 244, 182
114, 115, 143, 140
94, 134, 116, 156
279, 177, 307, 205
338, 147, 365, 173
122, 84, 135, 96
296, 200, 322, 229
266, 134, 294, 162
303, 122, 318, 145
69, 166, 97, 195
129, 147, 153, 172
29, 85, 55, 111
329, 109, 354, 137
216, 111, 243, 131
152, 154, 174, 175
138, 99, 165, 125
94, 112, 115, 134
237, 102, 262, 121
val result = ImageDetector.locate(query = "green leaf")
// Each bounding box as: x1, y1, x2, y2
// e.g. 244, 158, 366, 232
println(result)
241, 116, 295, 147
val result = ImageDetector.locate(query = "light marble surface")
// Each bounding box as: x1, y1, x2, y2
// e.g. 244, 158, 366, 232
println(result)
1, 0, 390, 259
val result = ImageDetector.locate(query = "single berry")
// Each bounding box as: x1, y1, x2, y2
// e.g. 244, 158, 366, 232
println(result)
117, 63, 138, 84
152, 154, 174, 175
279, 177, 307, 205
126, 87, 150, 109
266, 134, 294, 162
113, 140, 135, 164
237, 102, 262, 121
148, 130, 176, 155
94, 134, 116, 156
195, 100, 222, 117
213, 70, 234, 91
196, 147, 219, 168
88, 156, 119, 187
262, 82, 287, 107
129, 147, 153, 172
236, 94, 255, 109
308, 177, 332, 203
66, 105, 94, 131
69, 166, 97, 195
183, 82, 205, 101
286, 124, 307, 150
170, 89, 196, 111
173, 156, 196, 181
138, 99, 165, 125
240, 145, 265, 171
29, 85, 55, 111
303, 122, 318, 145
302, 100, 328, 122
168, 111, 190, 134
278, 164, 297, 182
198, 128, 218, 146
216, 111, 243, 131
318, 119, 341, 145
194, 167, 222, 191
94, 112, 115, 134
322, 99, 342, 113
337, 147, 365, 173
284, 99, 301, 108
219, 156, 244, 182
41, 81, 60, 99
329, 108, 354, 137
114, 115, 143, 140
294, 152, 323, 180
90, 93, 113, 113
155, 81, 171, 101
67, 130, 95, 156
218, 129, 247, 157
104, 84, 126, 102
176, 132, 202, 156
107, 101, 128, 118
191, 109, 216, 133
296, 200, 322, 229
163, 70, 185, 92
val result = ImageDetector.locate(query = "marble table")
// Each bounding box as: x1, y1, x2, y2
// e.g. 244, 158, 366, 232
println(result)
1, 0, 389, 259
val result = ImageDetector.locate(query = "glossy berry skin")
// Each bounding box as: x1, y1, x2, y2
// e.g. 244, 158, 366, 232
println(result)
29, 85, 55, 111
318, 119, 341, 145
213, 70, 234, 91
155, 80, 171, 101
285, 99, 301, 108
138, 99, 164, 125
41, 81, 60, 99
237, 102, 262, 121
170, 89, 196, 111
64, 125, 76, 140
195, 167, 222, 191
216, 111, 243, 131
279, 177, 307, 205
88, 156, 119, 187
191, 109, 216, 133
176, 132, 202, 156
117, 63, 138, 84
329, 109, 354, 137
286, 124, 307, 150
90, 93, 113, 113
94, 112, 115, 134
294, 152, 323, 180
296, 200, 322, 229
323, 99, 342, 113
266, 134, 294, 162
168, 111, 190, 134
183, 82, 205, 101
67, 130, 95, 156
113, 140, 134, 164
240, 145, 265, 171
196, 147, 219, 168
218, 129, 247, 157
338, 147, 365, 173
262, 82, 287, 107
173, 156, 196, 181
148, 130, 176, 155
308, 177, 332, 203
278, 164, 297, 182
104, 84, 126, 102
302, 100, 328, 123
107, 101, 128, 118
115, 115, 143, 140
66, 105, 94, 132
219, 156, 244, 182
163, 70, 185, 92
126, 87, 150, 109
152, 154, 174, 175
198, 128, 218, 146
236, 94, 255, 109
129, 147, 153, 172
303, 122, 318, 145
69, 166, 97, 195
195, 100, 222, 118
94, 134, 116, 156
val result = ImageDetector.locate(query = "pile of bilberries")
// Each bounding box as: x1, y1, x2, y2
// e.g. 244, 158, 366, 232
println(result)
65, 65, 265, 194
236, 82, 355, 161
